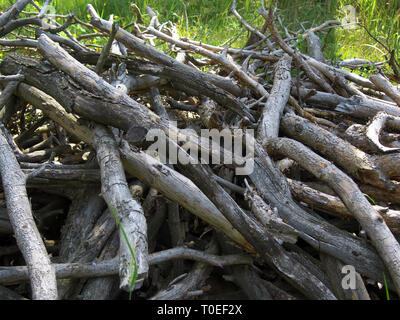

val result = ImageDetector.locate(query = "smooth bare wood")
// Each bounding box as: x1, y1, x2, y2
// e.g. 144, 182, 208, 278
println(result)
335, 123, 400, 153
306, 32, 325, 63
366, 112, 400, 152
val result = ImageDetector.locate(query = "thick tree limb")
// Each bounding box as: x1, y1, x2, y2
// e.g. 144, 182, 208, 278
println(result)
0, 247, 253, 286
306, 31, 326, 63
294, 87, 400, 123
8, 78, 252, 253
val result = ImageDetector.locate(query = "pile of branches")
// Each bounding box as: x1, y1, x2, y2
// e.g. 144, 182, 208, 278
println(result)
0, 0, 400, 300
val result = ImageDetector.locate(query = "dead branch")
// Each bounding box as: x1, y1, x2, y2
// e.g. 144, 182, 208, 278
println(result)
0, 0, 399, 301
266, 137, 400, 296
370, 73, 400, 107
0, 126, 57, 299
92, 125, 148, 291
257, 54, 292, 140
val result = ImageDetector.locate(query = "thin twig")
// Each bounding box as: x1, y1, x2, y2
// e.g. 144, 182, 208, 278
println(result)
95, 22, 119, 75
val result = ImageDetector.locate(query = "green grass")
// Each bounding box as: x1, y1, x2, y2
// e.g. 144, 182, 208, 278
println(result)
110, 205, 138, 300
382, 272, 390, 300
0, 0, 399, 74
271, 0, 399, 73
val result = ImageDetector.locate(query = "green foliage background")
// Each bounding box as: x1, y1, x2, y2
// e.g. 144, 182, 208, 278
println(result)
0, 0, 399, 72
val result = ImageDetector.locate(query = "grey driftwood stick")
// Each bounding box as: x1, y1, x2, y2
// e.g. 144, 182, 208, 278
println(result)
249, 141, 392, 287
279, 113, 394, 190
0, 0, 32, 29
257, 53, 292, 140
0, 247, 253, 286
57, 188, 109, 299
92, 125, 149, 291
0, 127, 57, 299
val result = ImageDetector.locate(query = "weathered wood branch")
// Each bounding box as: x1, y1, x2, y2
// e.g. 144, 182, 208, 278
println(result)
257, 54, 292, 140
0, 127, 57, 299
266, 137, 400, 296
0, 247, 253, 286
92, 125, 148, 291
294, 87, 400, 121
259, 7, 335, 94
370, 73, 400, 107
287, 178, 400, 234
249, 142, 391, 287
366, 112, 400, 152
279, 113, 394, 190
0, 0, 32, 29
8, 77, 252, 253
177, 162, 336, 299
